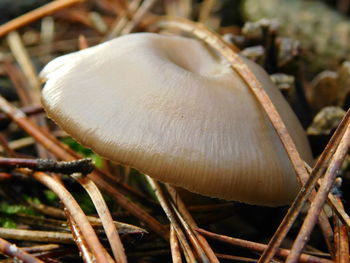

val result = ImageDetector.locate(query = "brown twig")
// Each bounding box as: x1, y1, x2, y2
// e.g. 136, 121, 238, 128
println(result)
20, 204, 147, 236
72, 173, 128, 263
198, 0, 216, 24
0, 134, 17, 157
6, 31, 41, 104
286, 120, 350, 262
258, 107, 350, 262
334, 197, 349, 263
0, 227, 73, 244
0, 157, 94, 174
145, 176, 197, 262
170, 202, 210, 263
65, 212, 96, 263
0, 237, 44, 263
104, 0, 141, 40
0, 0, 85, 38
215, 253, 257, 263
196, 228, 333, 263
166, 185, 219, 263
2, 60, 30, 106
0, 105, 44, 124
31, 171, 111, 263
170, 225, 183, 263
164, 0, 191, 18
121, 0, 157, 35
21, 244, 61, 254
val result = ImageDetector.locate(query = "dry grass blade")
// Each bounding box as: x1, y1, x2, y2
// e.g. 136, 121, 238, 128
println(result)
6, 31, 41, 104
327, 193, 350, 230
215, 253, 257, 263
166, 185, 219, 263
145, 176, 197, 262
258, 109, 350, 263
0, 134, 16, 157
0, 95, 169, 239
121, 0, 157, 35
2, 60, 31, 106
198, 0, 216, 24
105, 0, 141, 40
71, 173, 128, 263
164, 0, 191, 18
31, 172, 111, 263
171, 226, 183, 263
65, 213, 96, 263
21, 244, 61, 253
170, 202, 210, 263
0, 0, 84, 37
196, 228, 333, 263
0, 227, 73, 244
286, 120, 350, 262
5, 30, 53, 159
0, 237, 44, 263
305, 164, 350, 229
334, 197, 349, 263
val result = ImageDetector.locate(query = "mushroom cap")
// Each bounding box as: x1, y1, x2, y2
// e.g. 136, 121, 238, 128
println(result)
41, 33, 312, 206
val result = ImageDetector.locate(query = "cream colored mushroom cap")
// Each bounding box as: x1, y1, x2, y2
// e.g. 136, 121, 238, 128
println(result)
41, 33, 312, 206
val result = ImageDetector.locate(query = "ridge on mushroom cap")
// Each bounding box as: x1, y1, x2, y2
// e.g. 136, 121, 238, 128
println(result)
41, 33, 313, 206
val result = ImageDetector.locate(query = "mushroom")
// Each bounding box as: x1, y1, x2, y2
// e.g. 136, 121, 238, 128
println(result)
41, 33, 313, 206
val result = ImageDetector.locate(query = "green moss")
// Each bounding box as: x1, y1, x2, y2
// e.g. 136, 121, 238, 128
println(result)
44, 190, 59, 203
0, 217, 16, 228
0, 202, 37, 216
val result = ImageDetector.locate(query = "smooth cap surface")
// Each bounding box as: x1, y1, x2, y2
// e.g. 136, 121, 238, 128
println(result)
41, 33, 312, 206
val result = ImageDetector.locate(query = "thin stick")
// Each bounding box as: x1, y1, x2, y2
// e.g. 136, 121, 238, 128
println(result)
196, 228, 333, 263
72, 173, 128, 263
104, 0, 141, 40
258, 109, 350, 263
170, 202, 210, 263
215, 253, 257, 263
0, 157, 94, 174
6, 31, 41, 104
0, 227, 73, 244
0, 237, 44, 263
286, 123, 350, 262
166, 185, 219, 263
170, 226, 183, 263
334, 197, 349, 263
198, 0, 216, 24
145, 176, 197, 262
21, 244, 61, 253
0, 0, 85, 38
6, 31, 53, 159
0, 134, 16, 157
0, 105, 44, 123
32, 171, 111, 263
65, 213, 95, 263
24, 202, 147, 235
121, 0, 157, 35
2, 60, 31, 106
